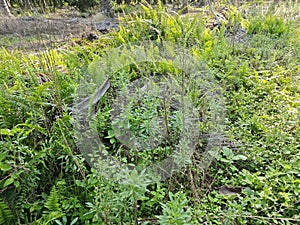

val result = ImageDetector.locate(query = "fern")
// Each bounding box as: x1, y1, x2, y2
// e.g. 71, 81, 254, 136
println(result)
32, 187, 63, 225
0, 199, 12, 225
45, 186, 61, 212
35, 211, 63, 225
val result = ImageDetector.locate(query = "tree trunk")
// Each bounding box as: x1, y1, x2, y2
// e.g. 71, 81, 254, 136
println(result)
0, 0, 12, 17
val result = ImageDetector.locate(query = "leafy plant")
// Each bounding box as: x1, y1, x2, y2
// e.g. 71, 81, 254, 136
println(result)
45, 187, 61, 212
247, 14, 289, 37
156, 192, 192, 225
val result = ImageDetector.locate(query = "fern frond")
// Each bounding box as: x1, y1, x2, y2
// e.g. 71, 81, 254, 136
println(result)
35, 211, 63, 225
45, 186, 61, 212
0, 199, 12, 225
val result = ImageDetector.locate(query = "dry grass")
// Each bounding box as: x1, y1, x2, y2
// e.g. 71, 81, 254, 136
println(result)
0, 15, 94, 51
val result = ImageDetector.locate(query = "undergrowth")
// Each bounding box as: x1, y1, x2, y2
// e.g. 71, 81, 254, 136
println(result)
0, 1, 300, 224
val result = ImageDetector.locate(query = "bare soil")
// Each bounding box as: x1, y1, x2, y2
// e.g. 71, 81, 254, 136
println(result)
0, 12, 96, 51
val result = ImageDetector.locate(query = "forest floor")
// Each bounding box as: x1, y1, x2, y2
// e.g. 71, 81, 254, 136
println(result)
0, 9, 100, 51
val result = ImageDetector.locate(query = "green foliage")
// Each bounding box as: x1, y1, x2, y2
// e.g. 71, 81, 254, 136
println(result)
139, 182, 166, 217
35, 212, 64, 225
247, 14, 289, 37
0, 49, 91, 224
0, 199, 12, 225
113, 3, 206, 45
1, 1, 300, 224
156, 192, 192, 225
45, 187, 61, 212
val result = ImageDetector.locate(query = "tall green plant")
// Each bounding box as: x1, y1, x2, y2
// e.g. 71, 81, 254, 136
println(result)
156, 192, 192, 225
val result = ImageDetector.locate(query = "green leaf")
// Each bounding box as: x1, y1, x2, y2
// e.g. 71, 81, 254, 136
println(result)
232, 155, 247, 161
0, 162, 11, 172
0, 153, 6, 162
14, 181, 20, 188
70, 217, 78, 225
222, 147, 234, 158
55, 220, 63, 225
0, 129, 12, 136
3, 178, 14, 188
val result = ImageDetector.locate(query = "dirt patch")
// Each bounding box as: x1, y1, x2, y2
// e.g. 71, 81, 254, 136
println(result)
0, 16, 95, 51
0, 17, 90, 36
